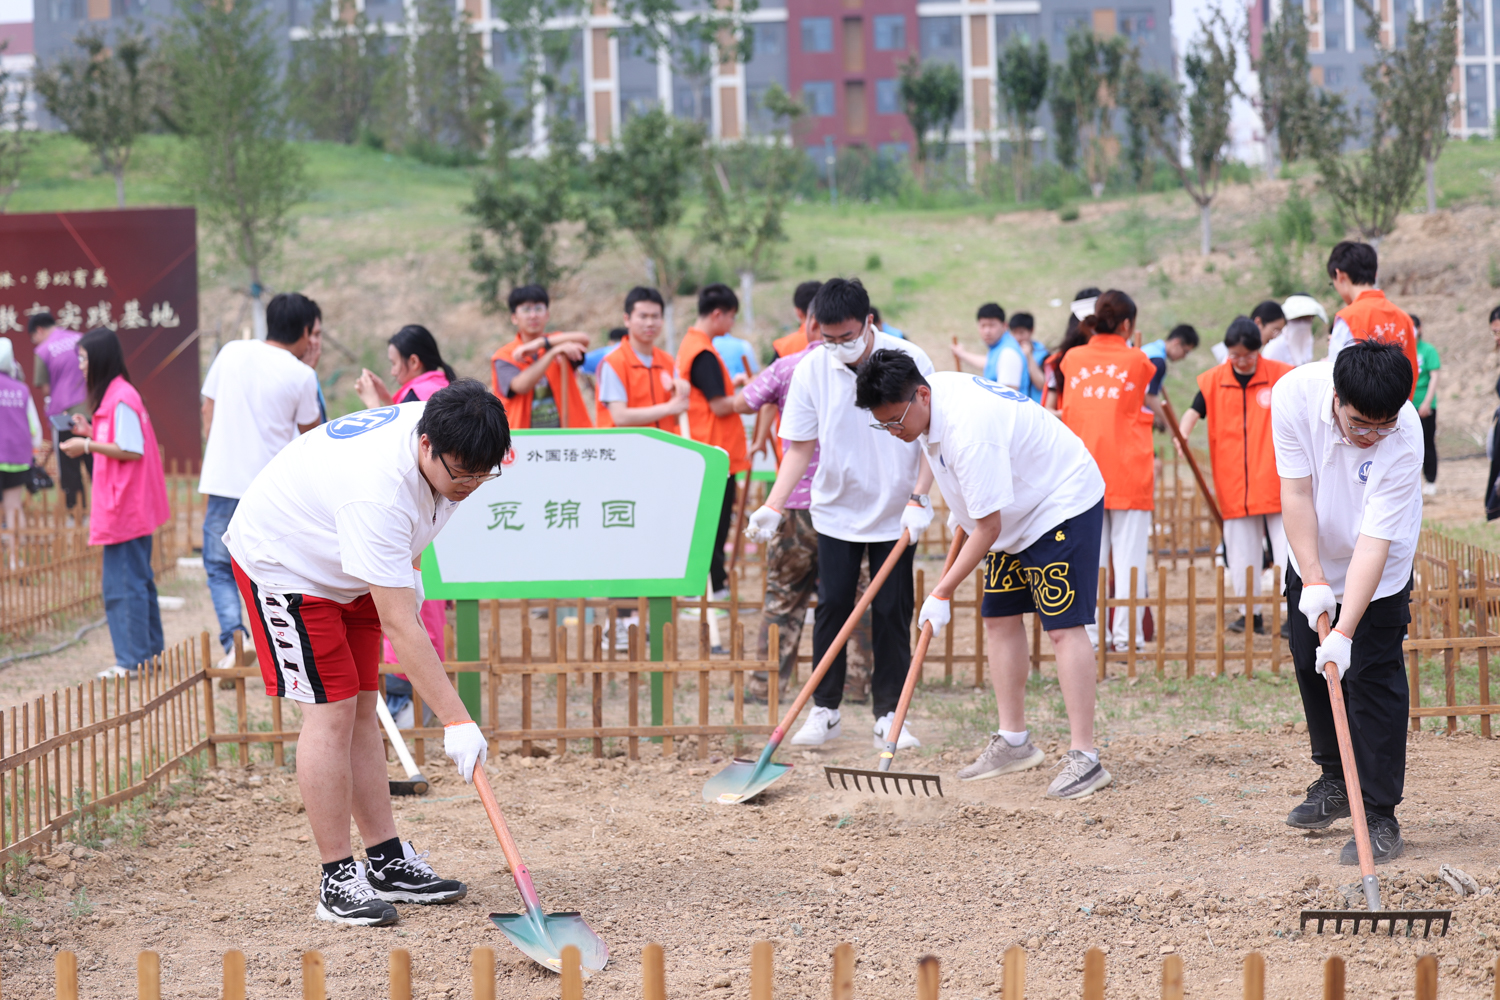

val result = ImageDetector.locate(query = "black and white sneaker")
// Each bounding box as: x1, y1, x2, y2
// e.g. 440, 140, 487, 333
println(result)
365, 841, 468, 904
315, 860, 399, 926
1285, 775, 1351, 830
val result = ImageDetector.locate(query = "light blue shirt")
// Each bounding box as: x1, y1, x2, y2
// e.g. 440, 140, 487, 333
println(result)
583, 341, 622, 377
713, 335, 757, 379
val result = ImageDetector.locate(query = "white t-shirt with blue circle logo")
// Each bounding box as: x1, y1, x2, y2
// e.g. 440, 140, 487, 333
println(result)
224, 401, 459, 603
1270, 361, 1422, 601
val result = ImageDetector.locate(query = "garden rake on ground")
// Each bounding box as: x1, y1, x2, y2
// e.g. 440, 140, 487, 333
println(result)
1298, 613, 1451, 938
824, 527, 965, 798
702, 529, 914, 805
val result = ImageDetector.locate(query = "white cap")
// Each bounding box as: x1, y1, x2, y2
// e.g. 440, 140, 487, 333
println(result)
1070, 296, 1098, 322
1281, 294, 1328, 324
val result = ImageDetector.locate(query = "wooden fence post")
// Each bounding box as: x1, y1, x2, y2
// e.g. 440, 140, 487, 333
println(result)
223, 949, 246, 1000
643, 943, 665, 1000
390, 948, 412, 1000
751, 940, 773, 1000
303, 951, 326, 1000
1082, 947, 1105, 1000
139, 950, 161, 1000
916, 955, 940, 1000
1002, 944, 1025, 1000
1414, 954, 1437, 1000
831, 942, 854, 1000
56, 951, 78, 1000
1322, 956, 1344, 1000
1161, 953, 1183, 1000
1242, 952, 1264, 1000
560, 945, 582, 1000
472, 947, 497, 1000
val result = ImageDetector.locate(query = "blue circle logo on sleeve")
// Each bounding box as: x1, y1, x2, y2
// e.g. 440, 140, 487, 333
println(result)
970, 375, 1030, 404
1357, 460, 1372, 484
327, 407, 400, 439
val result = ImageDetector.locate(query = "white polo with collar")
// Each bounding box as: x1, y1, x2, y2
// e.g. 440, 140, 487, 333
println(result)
1270, 361, 1422, 600
779, 332, 934, 542
922, 372, 1104, 553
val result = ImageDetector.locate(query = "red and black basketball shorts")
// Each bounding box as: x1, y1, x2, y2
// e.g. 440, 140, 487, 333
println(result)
231, 559, 381, 704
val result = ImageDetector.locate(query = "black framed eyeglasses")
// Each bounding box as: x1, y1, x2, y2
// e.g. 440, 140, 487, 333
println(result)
438, 452, 502, 486
869, 390, 918, 432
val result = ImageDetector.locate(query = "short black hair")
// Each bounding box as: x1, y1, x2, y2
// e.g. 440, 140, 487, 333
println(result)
793, 281, 823, 314
1222, 316, 1262, 351
1409, 313, 1421, 332
977, 302, 1005, 322
811, 277, 870, 327
607, 327, 627, 342
698, 283, 739, 318
1327, 241, 1378, 286
417, 378, 512, 473
624, 286, 665, 316
1167, 323, 1200, 348
266, 293, 321, 345
1009, 312, 1034, 332
27, 312, 55, 335
1074, 286, 1102, 301
1491, 304, 1500, 325
508, 285, 550, 312
1333, 340, 1412, 422
854, 348, 928, 410
870, 306, 883, 325
1251, 300, 1286, 325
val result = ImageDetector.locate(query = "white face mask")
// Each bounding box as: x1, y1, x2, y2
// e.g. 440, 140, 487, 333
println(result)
825, 323, 869, 365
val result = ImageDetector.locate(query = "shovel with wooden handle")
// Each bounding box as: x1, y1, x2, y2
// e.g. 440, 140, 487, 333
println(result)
375, 693, 429, 796
1298, 612, 1451, 938
702, 530, 914, 805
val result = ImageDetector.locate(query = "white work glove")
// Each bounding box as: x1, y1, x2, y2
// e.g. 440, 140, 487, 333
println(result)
1314, 628, 1353, 680
917, 594, 951, 635
443, 721, 488, 783
746, 504, 783, 544
413, 566, 425, 606
901, 500, 934, 540
1298, 583, 1338, 634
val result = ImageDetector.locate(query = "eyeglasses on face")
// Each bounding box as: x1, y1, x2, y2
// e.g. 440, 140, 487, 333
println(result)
438, 451, 502, 486
869, 390, 918, 432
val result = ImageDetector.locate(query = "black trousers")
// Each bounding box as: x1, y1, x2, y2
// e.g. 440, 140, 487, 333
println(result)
1419, 411, 1438, 484
1286, 565, 1411, 819
812, 533, 914, 717
709, 476, 736, 594
54, 429, 92, 509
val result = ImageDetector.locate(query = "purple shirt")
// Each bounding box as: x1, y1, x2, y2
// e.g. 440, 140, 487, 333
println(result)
743, 346, 819, 510
34, 327, 87, 416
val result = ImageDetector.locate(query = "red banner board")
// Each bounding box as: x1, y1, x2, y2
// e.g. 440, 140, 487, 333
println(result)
0, 207, 200, 470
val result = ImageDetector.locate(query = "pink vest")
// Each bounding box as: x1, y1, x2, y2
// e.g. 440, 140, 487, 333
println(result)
89, 377, 170, 546
395, 368, 450, 403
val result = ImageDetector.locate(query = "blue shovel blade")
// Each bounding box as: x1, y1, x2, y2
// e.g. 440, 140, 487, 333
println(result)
490, 910, 609, 974
701, 757, 793, 804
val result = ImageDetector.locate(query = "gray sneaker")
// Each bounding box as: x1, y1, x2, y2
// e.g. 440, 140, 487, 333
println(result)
957, 734, 1046, 781
1045, 750, 1113, 800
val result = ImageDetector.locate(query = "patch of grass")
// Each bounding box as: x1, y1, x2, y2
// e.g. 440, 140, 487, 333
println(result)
0, 902, 31, 932
68, 888, 93, 919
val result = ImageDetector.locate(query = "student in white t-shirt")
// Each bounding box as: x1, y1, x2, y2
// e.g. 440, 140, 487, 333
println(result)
223, 380, 506, 928
746, 278, 935, 751
199, 293, 323, 669
1272, 341, 1421, 865
855, 353, 1113, 800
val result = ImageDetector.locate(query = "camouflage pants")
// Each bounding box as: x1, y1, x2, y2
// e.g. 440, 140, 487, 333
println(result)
756, 509, 872, 700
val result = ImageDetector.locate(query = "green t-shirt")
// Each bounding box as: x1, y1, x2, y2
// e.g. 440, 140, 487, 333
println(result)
1414, 339, 1441, 407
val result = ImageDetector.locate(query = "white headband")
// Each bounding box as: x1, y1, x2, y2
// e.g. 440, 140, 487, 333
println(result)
1070, 297, 1098, 322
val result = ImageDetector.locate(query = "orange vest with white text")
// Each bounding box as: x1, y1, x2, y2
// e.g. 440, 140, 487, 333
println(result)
490, 336, 593, 429
677, 327, 750, 475
1335, 290, 1418, 398
1196, 357, 1293, 520
1058, 334, 1156, 511
593, 341, 680, 433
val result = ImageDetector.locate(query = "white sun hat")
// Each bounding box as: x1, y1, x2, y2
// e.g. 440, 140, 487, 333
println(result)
1281, 294, 1328, 324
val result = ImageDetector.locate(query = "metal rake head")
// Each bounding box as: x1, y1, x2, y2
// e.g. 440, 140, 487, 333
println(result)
1298, 909, 1451, 938
823, 766, 943, 797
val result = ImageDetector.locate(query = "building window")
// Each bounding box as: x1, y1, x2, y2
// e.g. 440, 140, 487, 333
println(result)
1353, 0, 1374, 49
1394, 0, 1416, 46
1323, 65, 1344, 85
1466, 64, 1488, 128
50, 0, 85, 19
995, 14, 1040, 45
1464, 0, 1485, 55
1324, 0, 1345, 51
803, 80, 836, 116
618, 27, 661, 122
873, 15, 906, 51
801, 17, 834, 53
875, 77, 900, 114
1052, 10, 1091, 49
1118, 9, 1156, 46
920, 16, 962, 64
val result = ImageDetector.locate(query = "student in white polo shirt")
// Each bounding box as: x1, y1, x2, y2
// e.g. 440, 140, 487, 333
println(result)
855, 351, 1113, 800
746, 278, 936, 749
1273, 340, 1421, 865
224, 380, 504, 926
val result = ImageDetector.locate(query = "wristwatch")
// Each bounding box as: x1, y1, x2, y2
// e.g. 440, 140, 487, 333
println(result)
908, 494, 930, 508
542, 336, 553, 352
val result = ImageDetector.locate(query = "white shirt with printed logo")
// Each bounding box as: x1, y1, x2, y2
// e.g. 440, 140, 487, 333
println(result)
224, 402, 459, 603
923, 373, 1105, 553
1270, 361, 1422, 601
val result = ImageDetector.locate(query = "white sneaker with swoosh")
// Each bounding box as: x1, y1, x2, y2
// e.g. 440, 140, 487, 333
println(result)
790, 706, 841, 746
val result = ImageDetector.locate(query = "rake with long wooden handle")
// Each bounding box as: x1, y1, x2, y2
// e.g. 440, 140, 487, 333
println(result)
375, 694, 429, 795
1158, 390, 1222, 530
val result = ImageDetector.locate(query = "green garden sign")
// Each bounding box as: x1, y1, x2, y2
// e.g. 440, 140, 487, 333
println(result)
422, 428, 730, 724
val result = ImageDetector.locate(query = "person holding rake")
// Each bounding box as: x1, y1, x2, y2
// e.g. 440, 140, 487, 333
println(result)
854, 350, 1112, 800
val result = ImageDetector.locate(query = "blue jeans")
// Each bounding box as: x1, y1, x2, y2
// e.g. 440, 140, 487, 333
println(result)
102, 533, 164, 670
203, 494, 245, 653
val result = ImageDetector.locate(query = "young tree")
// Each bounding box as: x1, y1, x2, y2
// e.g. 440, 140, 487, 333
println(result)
163, 0, 307, 338
1055, 28, 1126, 197
286, 0, 395, 145
0, 41, 35, 211
33, 27, 164, 208
995, 36, 1050, 202
1124, 12, 1239, 254
1316, 0, 1457, 239
1120, 57, 1171, 191
1048, 63, 1080, 171
898, 57, 962, 185
593, 107, 706, 348
396, 0, 490, 157
1253, 0, 1319, 175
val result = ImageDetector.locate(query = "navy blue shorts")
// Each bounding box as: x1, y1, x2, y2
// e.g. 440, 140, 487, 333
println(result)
980, 499, 1104, 631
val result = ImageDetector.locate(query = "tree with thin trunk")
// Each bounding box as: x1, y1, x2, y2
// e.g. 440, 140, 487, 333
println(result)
898, 57, 962, 186
1121, 55, 1171, 192
1056, 28, 1126, 197
286, 0, 395, 145
34, 27, 163, 208
0, 41, 35, 212
1252, 0, 1320, 176
1124, 11, 1239, 255
162, 0, 306, 337
995, 36, 1049, 202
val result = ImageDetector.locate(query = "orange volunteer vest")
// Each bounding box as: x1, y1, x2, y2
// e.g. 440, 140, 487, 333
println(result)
677, 327, 750, 475
773, 323, 808, 359
1335, 289, 1418, 398
1058, 334, 1157, 511
593, 340, 680, 432
490, 336, 593, 429
1196, 357, 1293, 520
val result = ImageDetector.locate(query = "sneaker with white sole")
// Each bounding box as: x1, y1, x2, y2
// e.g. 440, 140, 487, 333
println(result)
96, 665, 138, 679
315, 860, 399, 926
789, 706, 841, 746
957, 734, 1045, 781
872, 711, 920, 750
1044, 749, 1112, 800
365, 841, 467, 904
